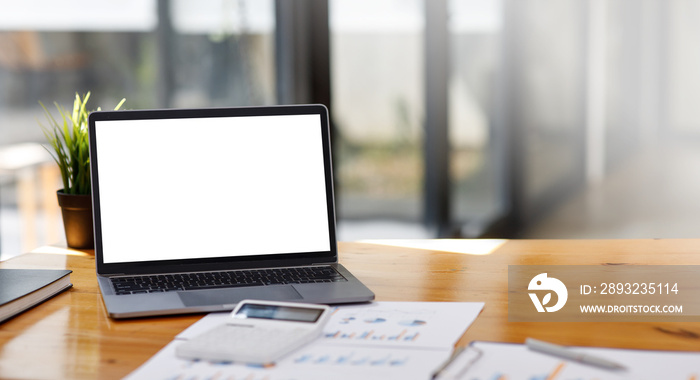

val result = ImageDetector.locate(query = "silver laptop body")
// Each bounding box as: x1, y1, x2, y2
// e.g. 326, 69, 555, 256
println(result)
88, 104, 374, 319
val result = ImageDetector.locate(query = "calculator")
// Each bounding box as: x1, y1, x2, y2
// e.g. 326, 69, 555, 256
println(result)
175, 299, 332, 364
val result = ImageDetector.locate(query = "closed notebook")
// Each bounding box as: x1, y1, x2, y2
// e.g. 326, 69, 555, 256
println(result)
0, 269, 73, 323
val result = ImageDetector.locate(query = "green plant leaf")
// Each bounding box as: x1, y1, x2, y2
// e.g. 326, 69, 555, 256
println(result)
38, 92, 124, 195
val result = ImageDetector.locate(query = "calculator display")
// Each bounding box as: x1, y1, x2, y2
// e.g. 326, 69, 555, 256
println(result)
235, 303, 323, 323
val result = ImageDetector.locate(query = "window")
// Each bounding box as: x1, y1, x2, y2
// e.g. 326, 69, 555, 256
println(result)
0, 0, 275, 254
330, 0, 427, 238
449, 0, 505, 235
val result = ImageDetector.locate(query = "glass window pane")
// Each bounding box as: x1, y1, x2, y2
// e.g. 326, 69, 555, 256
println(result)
0, 0, 275, 255
504, 0, 586, 222
448, 0, 505, 234
0, 0, 156, 31
330, 0, 424, 227
170, 0, 275, 107
667, 1, 700, 136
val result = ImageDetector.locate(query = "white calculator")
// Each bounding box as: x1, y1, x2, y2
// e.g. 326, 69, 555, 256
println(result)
175, 299, 332, 364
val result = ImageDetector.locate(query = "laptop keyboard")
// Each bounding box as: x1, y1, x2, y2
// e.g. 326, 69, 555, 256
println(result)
111, 266, 347, 295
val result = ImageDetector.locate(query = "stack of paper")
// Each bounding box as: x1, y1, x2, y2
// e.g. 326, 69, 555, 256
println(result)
126, 302, 485, 380
435, 341, 700, 380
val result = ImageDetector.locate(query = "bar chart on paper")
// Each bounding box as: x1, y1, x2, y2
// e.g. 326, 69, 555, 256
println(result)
321, 302, 484, 349
480, 362, 579, 380
287, 344, 447, 369
325, 328, 420, 342
279, 342, 452, 380
292, 351, 410, 367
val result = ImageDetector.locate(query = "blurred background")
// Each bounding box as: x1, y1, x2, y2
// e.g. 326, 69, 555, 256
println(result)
2, 0, 700, 258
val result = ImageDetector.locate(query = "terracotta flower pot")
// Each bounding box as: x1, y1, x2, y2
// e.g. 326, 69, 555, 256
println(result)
56, 190, 94, 249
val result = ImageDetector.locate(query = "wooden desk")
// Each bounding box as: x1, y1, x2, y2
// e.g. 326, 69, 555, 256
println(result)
1, 239, 699, 379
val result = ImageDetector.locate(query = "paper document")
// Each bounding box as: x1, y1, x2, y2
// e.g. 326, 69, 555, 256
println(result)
130, 340, 452, 380
435, 341, 700, 380
126, 302, 485, 380
321, 301, 476, 349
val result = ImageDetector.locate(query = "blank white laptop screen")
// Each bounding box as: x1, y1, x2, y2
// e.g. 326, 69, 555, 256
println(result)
93, 114, 331, 264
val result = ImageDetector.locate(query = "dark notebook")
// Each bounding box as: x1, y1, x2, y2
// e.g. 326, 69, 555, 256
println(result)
0, 269, 73, 323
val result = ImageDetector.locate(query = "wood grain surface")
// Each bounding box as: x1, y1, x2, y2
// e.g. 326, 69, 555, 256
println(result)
0, 239, 698, 379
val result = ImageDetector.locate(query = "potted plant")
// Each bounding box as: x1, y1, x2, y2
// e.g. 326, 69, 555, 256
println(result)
39, 92, 125, 249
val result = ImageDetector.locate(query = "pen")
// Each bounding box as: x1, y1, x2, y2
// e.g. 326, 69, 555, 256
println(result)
525, 338, 627, 371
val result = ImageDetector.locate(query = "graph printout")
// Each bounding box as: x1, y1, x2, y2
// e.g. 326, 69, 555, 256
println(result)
127, 339, 452, 380
322, 301, 485, 349
127, 302, 485, 380
436, 341, 700, 380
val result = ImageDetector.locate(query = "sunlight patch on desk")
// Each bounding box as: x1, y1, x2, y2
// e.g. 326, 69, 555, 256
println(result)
358, 239, 507, 255
30, 245, 91, 256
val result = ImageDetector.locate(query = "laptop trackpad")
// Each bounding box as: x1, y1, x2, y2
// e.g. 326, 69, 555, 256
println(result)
178, 285, 302, 307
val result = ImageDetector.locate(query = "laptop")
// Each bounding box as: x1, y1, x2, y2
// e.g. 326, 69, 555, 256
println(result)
88, 104, 374, 319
